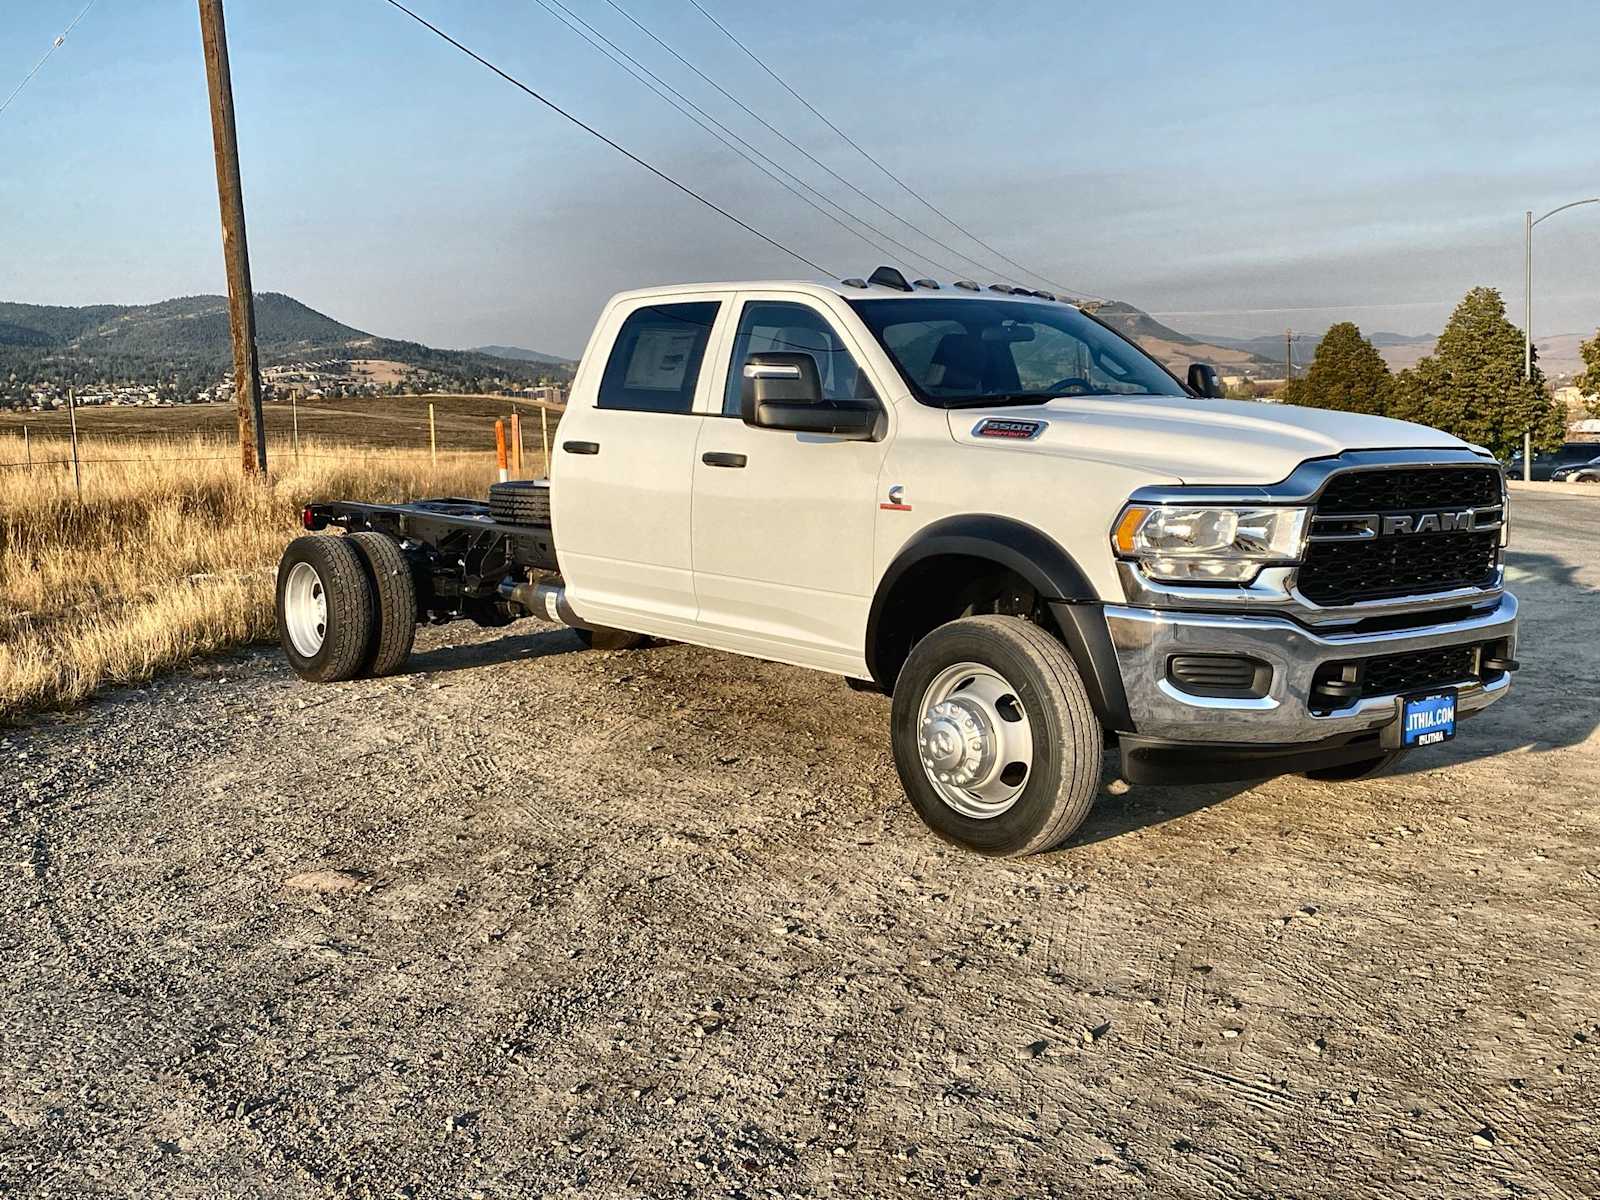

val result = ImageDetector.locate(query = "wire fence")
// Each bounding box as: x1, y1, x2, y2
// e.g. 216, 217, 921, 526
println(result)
0, 450, 498, 471
0, 394, 564, 484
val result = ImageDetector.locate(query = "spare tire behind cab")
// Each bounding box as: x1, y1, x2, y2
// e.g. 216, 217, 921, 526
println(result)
488, 479, 551, 526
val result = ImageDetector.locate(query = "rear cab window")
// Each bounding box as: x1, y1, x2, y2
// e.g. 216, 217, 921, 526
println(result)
598, 301, 721, 414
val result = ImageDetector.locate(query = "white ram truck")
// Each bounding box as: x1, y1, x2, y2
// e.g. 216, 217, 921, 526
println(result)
278, 267, 1519, 856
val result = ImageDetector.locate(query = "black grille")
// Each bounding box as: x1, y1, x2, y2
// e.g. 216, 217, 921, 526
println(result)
1297, 467, 1502, 605
1314, 467, 1501, 514
1355, 644, 1478, 698
1298, 530, 1500, 604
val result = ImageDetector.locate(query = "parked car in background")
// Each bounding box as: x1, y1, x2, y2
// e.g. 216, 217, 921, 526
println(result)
1553, 456, 1600, 483
1504, 441, 1600, 481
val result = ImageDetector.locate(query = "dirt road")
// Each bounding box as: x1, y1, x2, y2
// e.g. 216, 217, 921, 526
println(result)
3, 492, 1597, 1198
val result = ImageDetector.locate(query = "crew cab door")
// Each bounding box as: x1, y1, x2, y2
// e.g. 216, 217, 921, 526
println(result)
553, 296, 727, 630
689, 294, 890, 674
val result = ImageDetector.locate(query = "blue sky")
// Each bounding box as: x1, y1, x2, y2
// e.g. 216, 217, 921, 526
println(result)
3, 0, 1599, 357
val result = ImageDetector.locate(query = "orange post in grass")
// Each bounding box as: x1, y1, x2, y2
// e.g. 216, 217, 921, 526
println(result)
510, 411, 523, 475
494, 418, 509, 482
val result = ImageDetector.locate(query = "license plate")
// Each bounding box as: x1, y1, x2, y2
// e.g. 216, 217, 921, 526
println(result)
1401, 689, 1457, 746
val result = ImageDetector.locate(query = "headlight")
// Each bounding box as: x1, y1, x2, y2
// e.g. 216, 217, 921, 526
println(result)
1111, 504, 1309, 583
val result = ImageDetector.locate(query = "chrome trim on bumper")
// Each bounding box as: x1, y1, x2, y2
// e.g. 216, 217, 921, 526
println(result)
1104, 592, 1517, 744
1116, 561, 1508, 627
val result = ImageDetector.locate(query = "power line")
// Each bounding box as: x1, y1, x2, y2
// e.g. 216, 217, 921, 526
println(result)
0, 0, 100, 121
680, 0, 1102, 301
529, 0, 940, 275
598, 0, 1034, 289
379, 0, 832, 276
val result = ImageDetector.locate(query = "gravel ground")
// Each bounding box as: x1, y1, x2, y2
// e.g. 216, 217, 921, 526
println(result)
3, 491, 1598, 1199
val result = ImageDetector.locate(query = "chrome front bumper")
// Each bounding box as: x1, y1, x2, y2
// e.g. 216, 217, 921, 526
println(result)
1104, 593, 1517, 744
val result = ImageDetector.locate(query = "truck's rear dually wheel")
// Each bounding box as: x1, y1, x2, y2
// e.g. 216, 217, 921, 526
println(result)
347, 531, 418, 676
276, 536, 375, 683
891, 615, 1104, 856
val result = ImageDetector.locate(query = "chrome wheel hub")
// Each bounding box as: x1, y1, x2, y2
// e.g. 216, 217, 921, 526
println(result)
921, 700, 994, 788
916, 662, 1034, 820
283, 561, 328, 658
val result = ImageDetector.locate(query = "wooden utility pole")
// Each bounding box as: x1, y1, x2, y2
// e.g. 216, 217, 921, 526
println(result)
197, 0, 267, 476
1284, 329, 1293, 381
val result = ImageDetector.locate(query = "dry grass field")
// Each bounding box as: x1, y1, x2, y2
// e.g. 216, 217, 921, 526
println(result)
0, 433, 506, 721
0, 393, 564, 453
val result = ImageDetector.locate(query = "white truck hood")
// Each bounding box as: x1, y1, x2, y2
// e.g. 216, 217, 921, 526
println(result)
947, 395, 1468, 485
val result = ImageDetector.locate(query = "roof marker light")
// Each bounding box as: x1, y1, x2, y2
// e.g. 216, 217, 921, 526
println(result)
953, 280, 981, 291
841, 277, 868, 288
867, 265, 914, 292
913, 278, 940, 290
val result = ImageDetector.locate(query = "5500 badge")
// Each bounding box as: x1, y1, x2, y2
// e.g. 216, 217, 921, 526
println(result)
972, 418, 1048, 441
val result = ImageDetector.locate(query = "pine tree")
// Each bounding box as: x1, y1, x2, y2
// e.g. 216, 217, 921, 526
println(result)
1280, 322, 1392, 415
1390, 287, 1565, 458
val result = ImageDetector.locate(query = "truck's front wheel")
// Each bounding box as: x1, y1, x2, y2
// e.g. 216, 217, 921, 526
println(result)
890, 616, 1104, 856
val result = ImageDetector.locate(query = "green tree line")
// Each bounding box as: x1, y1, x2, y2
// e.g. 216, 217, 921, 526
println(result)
1279, 287, 1572, 458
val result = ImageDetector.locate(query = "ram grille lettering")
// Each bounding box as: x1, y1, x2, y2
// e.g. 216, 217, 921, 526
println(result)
1379, 510, 1475, 536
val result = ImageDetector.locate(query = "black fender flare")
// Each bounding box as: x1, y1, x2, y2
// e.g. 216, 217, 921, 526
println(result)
873, 514, 1097, 613
864, 515, 1134, 731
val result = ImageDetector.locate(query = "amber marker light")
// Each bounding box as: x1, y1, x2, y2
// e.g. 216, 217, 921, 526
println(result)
1112, 506, 1151, 556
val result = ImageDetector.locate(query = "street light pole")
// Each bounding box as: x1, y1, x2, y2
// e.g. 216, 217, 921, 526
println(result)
1524, 209, 1533, 480
1523, 210, 1533, 383
1524, 197, 1600, 481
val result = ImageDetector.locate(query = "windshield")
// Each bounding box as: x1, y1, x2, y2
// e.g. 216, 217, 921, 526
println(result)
848, 297, 1187, 407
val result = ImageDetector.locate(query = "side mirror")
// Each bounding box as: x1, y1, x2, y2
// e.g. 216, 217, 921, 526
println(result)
740, 352, 877, 439
1187, 363, 1224, 398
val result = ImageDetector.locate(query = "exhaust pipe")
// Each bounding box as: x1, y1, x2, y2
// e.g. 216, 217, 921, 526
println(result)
497, 577, 595, 630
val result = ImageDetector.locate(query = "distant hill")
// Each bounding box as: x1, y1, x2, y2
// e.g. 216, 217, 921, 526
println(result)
0, 293, 571, 394
1210, 330, 1434, 365
471, 344, 576, 367
1203, 328, 1587, 379
1089, 301, 1275, 372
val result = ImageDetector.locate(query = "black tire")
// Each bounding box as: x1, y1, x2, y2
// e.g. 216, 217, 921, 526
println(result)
275, 536, 375, 683
572, 625, 645, 651
347, 531, 418, 676
890, 615, 1103, 856
1303, 750, 1407, 782
488, 479, 551, 526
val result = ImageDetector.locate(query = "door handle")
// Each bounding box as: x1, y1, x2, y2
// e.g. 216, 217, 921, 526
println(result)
701, 451, 748, 468
563, 440, 600, 455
